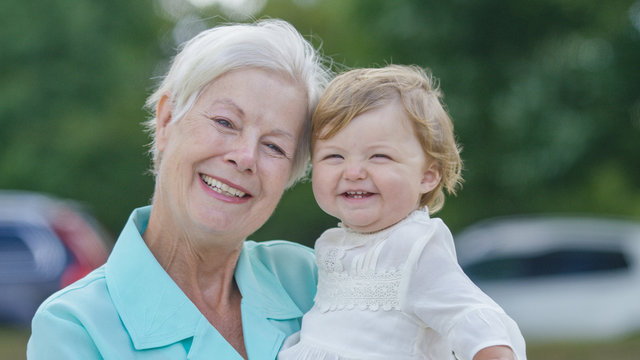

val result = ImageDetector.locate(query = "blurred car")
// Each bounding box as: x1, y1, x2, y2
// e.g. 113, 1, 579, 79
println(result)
455, 215, 640, 342
0, 190, 112, 325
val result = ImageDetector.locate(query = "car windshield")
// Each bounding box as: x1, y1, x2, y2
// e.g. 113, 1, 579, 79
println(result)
464, 248, 630, 282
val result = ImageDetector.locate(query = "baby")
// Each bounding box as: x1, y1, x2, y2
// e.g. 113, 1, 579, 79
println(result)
279, 65, 526, 359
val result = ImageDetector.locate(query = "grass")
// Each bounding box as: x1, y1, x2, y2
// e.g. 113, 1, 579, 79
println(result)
526, 333, 640, 359
1, 326, 29, 360
2, 326, 639, 359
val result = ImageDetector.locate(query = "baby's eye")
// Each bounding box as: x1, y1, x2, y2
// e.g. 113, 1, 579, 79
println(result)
372, 154, 391, 159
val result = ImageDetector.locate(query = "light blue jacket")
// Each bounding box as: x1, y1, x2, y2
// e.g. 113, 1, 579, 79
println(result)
27, 206, 317, 359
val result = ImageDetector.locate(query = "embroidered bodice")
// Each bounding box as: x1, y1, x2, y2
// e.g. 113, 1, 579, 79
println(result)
278, 209, 527, 360
313, 215, 414, 312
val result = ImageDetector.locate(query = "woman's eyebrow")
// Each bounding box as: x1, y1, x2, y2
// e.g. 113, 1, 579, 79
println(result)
208, 98, 245, 117
270, 128, 296, 141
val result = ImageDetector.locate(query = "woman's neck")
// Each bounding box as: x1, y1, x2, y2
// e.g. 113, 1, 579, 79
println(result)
143, 208, 247, 358
143, 209, 243, 297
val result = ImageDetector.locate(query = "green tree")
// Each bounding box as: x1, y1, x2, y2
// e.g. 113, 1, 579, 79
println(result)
252, 0, 640, 243
2, 0, 638, 245
0, 0, 167, 234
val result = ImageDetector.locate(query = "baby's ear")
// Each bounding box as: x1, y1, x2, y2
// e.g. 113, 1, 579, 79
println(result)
420, 162, 442, 194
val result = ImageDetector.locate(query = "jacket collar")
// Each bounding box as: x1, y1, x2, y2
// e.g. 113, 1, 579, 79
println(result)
234, 242, 303, 320
105, 206, 303, 354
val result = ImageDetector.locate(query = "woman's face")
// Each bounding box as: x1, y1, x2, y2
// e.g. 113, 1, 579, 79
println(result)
154, 68, 307, 241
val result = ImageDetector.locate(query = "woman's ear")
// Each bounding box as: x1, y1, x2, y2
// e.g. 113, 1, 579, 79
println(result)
155, 93, 173, 152
420, 162, 442, 194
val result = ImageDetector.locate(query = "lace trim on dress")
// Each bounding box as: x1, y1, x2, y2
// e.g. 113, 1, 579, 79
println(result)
315, 265, 403, 312
315, 241, 404, 312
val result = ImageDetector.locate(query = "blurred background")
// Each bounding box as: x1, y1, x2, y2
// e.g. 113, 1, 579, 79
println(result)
1, 0, 639, 358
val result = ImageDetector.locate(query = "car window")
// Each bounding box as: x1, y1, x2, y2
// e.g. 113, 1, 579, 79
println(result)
0, 228, 37, 279
463, 248, 630, 281
0, 234, 33, 261
0, 224, 68, 282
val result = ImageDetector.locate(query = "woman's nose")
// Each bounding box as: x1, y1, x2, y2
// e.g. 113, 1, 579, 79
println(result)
343, 161, 366, 181
225, 137, 258, 173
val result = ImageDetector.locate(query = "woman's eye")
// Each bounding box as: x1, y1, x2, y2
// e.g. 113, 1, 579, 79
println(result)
266, 143, 286, 156
324, 154, 343, 160
215, 118, 233, 128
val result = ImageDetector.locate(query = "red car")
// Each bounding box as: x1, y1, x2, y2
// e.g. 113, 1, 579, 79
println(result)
0, 190, 111, 325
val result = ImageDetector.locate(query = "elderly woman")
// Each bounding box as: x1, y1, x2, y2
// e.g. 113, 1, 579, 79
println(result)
27, 19, 331, 359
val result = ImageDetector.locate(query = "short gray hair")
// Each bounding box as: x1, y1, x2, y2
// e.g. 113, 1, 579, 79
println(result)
144, 19, 332, 188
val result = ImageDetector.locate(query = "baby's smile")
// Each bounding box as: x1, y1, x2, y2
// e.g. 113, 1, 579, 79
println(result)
343, 191, 373, 199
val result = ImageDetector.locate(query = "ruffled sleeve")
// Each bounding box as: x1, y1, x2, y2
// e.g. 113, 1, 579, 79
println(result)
399, 218, 527, 360
448, 307, 526, 360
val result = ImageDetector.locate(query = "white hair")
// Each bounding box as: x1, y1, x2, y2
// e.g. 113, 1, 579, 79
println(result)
144, 19, 332, 188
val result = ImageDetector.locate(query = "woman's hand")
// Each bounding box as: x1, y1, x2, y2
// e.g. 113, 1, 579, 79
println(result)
472, 345, 516, 360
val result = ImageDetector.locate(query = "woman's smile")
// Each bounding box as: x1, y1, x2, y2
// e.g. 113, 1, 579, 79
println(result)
200, 173, 249, 199
200, 174, 251, 203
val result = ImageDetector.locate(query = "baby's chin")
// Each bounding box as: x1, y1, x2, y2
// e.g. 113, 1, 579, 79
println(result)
342, 218, 402, 234
340, 207, 420, 234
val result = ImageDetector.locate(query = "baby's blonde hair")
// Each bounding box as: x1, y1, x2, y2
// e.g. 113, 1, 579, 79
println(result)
311, 64, 463, 213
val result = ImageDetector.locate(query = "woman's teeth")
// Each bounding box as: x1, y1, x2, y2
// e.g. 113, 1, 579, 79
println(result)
200, 174, 246, 197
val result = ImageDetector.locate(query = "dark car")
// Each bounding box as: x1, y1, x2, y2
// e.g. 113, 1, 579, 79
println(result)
0, 190, 112, 325
455, 216, 640, 342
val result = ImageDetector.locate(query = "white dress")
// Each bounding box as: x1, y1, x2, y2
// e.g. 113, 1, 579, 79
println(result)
278, 209, 526, 360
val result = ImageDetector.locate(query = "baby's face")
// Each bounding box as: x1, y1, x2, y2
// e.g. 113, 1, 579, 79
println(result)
311, 98, 440, 233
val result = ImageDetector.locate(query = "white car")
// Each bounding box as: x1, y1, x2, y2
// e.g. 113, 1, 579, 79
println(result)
455, 216, 640, 342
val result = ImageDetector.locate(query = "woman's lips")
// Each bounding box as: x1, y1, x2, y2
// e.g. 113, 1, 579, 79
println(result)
200, 174, 249, 198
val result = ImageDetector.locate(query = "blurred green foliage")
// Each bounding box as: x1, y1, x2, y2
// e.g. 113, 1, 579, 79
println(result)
1, 0, 639, 247
1, 0, 166, 235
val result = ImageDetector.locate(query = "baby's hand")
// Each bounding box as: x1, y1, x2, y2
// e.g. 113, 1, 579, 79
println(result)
472, 345, 515, 360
